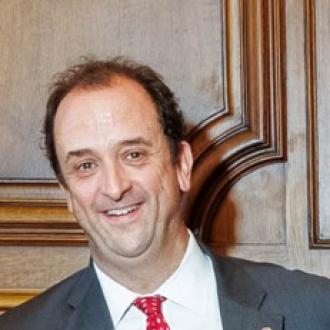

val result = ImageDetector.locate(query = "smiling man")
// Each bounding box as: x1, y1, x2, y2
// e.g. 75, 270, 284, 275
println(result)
54, 75, 191, 294
0, 58, 330, 330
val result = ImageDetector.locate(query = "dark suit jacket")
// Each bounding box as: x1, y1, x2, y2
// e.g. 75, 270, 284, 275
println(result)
0, 251, 329, 330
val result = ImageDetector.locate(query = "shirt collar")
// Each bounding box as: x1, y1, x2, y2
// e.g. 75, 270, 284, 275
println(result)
156, 231, 212, 315
93, 230, 213, 325
94, 262, 137, 326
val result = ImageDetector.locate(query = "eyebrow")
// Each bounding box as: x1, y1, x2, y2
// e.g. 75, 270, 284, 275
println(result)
65, 149, 94, 163
64, 137, 153, 163
119, 137, 153, 147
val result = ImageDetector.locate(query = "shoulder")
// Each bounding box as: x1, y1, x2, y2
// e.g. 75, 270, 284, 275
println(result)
217, 255, 330, 290
0, 265, 92, 330
213, 255, 330, 319
199, 241, 330, 300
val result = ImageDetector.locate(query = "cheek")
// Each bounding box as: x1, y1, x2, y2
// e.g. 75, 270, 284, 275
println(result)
135, 171, 163, 194
130, 162, 163, 187
147, 166, 180, 199
67, 178, 99, 207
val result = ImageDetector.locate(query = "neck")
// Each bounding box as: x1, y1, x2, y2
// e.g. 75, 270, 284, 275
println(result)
92, 226, 189, 293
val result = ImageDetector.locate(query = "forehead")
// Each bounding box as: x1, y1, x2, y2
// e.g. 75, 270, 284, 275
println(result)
54, 78, 164, 152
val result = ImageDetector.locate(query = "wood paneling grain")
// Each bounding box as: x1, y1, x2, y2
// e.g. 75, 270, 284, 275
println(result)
210, 164, 285, 246
188, 0, 287, 243
0, 0, 225, 244
1, 0, 330, 314
306, 0, 330, 247
0, 246, 89, 288
0, 289, 40, 313
0, 187, 86, 245
0, 0, 224, 180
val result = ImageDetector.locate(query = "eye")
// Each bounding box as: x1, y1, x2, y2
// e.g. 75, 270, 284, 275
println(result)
124, 150, 147, 164
76, 161, 96, 172
127, 151, 142, 160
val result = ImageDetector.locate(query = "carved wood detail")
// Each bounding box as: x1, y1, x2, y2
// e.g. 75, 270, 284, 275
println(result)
0, 182, 86, 245
306, 0, 330, 248
187, 0, 287, 242
0, 0, 286, 245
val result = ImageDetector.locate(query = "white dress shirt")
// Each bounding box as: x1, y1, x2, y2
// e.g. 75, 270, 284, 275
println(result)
94, 231, 223, 329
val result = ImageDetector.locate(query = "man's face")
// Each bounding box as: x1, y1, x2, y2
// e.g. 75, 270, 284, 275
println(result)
54, 77, 192, 265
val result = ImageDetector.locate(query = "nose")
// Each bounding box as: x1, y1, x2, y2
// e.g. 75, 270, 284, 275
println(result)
100, 161, 132, 201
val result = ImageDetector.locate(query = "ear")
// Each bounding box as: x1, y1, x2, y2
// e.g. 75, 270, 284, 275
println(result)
176, 141, 193, 193
59, 183, 73, 213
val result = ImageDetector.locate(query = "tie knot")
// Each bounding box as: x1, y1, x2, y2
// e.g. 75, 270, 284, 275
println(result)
133, 295, 166, 316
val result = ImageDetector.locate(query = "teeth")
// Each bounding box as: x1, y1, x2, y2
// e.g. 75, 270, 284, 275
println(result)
105, 205, 139, 216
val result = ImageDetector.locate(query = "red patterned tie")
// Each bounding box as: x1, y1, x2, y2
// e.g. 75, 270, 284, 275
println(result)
133, 295, 170, 330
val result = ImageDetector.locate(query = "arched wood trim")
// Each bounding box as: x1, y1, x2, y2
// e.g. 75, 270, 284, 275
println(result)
187, 0, 287, 242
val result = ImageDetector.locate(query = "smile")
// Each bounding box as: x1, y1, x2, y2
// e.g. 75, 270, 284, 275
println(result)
103, 204, 140, 217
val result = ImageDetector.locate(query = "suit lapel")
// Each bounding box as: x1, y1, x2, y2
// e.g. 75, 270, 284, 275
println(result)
62, 244, 284, 330
64, 264, 114, 330
210, 253, 284, 330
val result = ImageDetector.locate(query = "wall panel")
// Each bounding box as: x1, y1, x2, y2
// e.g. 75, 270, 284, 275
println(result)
306, 0, 330, 247
1, 0, 330, 313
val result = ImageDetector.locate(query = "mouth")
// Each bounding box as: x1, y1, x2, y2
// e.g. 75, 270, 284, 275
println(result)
104, 204, 140, 216
99, 203, 142, 222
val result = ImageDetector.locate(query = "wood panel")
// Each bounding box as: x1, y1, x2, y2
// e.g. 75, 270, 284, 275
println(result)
187, 0, 286, 243
1, 0, 330, 313
209, 164, 286, 255
0, 0, 287, 245
306, 0, 330, 248
0, 290, 40, 314
0, 0, 224, 244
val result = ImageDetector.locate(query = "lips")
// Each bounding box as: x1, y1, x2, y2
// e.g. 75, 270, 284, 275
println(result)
104, 204, 140, 216
99, 202, 142, 222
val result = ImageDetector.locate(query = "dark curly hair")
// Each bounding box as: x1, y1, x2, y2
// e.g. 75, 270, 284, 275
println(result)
43, 57, 186, 185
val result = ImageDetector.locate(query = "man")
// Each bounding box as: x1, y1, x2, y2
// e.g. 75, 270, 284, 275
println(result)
0, 57, 329, 330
